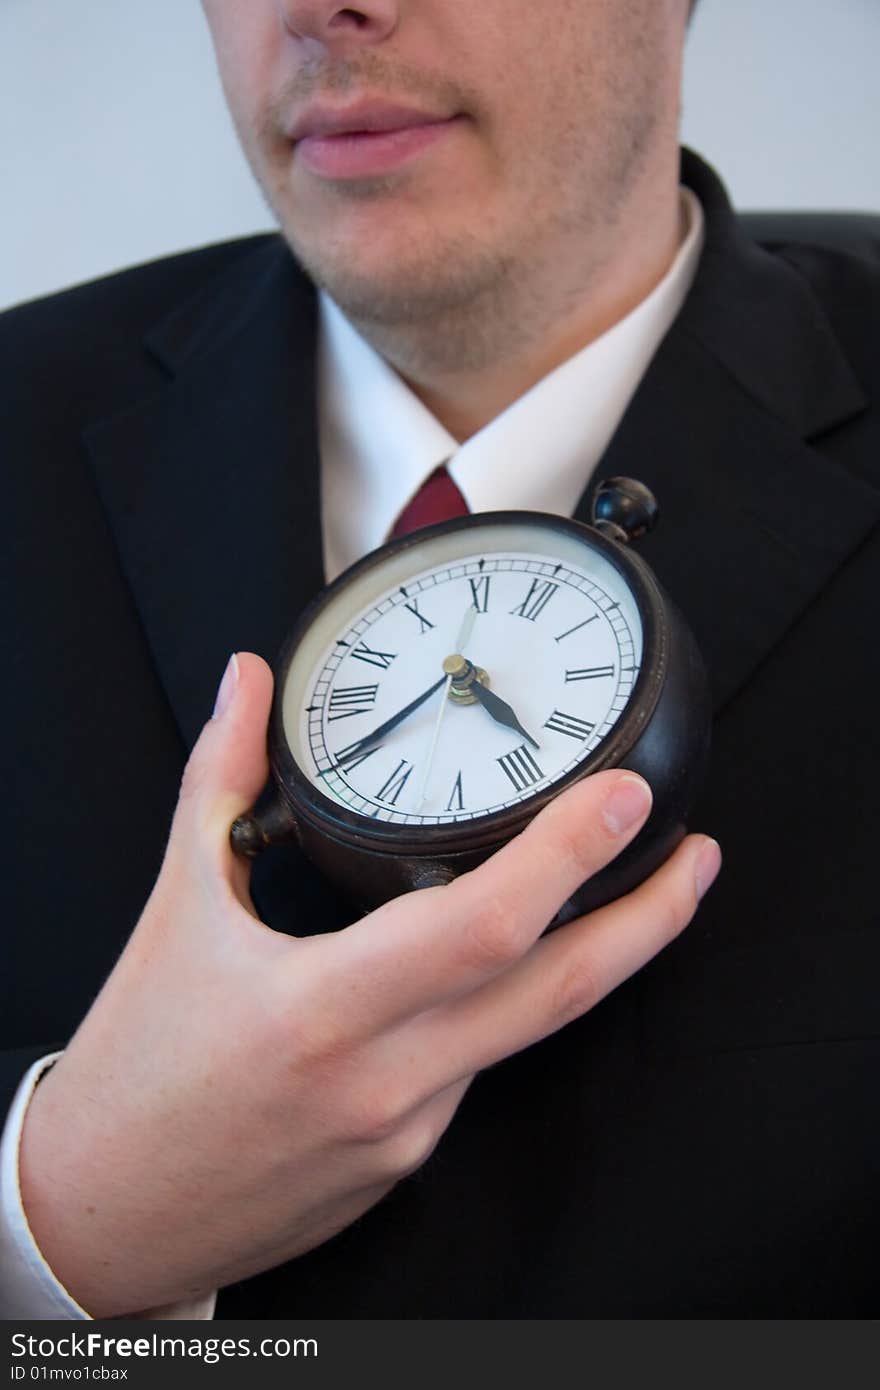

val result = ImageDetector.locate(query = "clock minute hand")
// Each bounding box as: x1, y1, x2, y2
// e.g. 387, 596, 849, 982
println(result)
469, 679, 540, 751
329, 674, 448, 768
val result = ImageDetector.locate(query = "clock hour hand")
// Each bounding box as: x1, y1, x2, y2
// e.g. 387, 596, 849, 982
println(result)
329, 674, 448, 768
466, 673, 540, 751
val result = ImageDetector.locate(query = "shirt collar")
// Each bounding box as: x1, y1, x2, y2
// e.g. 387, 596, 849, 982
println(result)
319, 188, 704, 581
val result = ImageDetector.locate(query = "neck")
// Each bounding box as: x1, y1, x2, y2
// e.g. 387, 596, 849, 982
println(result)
350, 166, 686, 442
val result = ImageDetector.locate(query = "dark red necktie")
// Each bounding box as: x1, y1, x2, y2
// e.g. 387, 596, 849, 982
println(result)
389, 464, 470, 539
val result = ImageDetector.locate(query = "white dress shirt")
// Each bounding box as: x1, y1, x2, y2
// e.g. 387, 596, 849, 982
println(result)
0, 188, 704, 1319
320, 188, 703, 580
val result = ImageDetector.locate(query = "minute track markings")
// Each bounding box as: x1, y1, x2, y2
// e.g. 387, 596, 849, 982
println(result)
302, 550, 641, 822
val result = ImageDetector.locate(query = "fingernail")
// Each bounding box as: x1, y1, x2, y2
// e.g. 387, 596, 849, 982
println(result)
602, 773, 652, 834
695, 838, 722, 900
212, 653, 240, 720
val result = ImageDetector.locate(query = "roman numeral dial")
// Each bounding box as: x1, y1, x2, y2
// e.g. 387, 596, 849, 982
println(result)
296, 538, 642, 826
236, 487, 716, 940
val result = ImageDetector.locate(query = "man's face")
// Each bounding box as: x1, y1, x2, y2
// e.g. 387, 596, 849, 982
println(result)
201, 1, 687, 336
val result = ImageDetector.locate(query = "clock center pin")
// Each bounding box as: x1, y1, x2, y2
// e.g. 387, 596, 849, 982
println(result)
443, 654, 491, 706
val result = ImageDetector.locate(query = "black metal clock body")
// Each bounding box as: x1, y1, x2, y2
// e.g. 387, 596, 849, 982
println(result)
234, 494, 710, 926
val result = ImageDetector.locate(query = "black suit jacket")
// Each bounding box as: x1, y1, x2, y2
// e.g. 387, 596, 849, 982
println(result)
2, 151, 879, 1316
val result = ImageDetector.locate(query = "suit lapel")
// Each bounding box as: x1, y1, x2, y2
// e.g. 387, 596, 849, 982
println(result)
86, 240, 325, 749
577, 151, 879, 711
86, 152, 880, 745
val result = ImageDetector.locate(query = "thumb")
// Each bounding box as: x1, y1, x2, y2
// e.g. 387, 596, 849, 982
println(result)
174, 651, 275, 854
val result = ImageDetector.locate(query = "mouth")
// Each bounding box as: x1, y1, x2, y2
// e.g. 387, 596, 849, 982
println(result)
287, 99, 464, 180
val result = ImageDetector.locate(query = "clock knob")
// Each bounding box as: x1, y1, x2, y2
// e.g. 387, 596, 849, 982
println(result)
230, 814, 266, 858
230, 796, 298, 857
591, 477, 659, 544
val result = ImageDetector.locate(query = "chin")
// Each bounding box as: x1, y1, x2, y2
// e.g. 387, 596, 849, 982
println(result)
304, 262, 446, 324
286, 220, 514, 334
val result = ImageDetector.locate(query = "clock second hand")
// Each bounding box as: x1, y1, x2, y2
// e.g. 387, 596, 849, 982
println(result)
416, 672, 454, 811
416, 601, 479, 811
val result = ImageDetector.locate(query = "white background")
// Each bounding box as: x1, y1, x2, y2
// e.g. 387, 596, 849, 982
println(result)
1, 0, 878, 312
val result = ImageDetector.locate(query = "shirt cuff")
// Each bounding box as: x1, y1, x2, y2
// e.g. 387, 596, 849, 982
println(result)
0, 1054, 216, 1320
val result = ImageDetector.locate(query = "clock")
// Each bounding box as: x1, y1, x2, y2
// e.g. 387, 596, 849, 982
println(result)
232, 480, 710, 926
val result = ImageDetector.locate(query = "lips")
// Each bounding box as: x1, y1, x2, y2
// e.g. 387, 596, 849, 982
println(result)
287, 99, 462, 179
288, 99, 451, 142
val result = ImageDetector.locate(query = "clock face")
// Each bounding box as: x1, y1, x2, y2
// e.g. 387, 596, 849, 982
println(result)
280, 518, 644, 827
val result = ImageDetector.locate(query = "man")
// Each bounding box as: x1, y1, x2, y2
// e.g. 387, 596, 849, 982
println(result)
1, 0, 878, 1317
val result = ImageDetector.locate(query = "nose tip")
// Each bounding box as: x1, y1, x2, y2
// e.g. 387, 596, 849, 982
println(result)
277, 1, 400, 47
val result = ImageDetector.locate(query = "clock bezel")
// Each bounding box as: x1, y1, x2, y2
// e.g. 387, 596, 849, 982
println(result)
268, 511, 668, 858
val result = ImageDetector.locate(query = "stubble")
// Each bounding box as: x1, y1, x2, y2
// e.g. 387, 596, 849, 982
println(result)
246, 28, 672, 383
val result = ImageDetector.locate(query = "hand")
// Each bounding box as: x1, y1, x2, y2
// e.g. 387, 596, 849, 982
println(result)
327, 673, 448, 769
454, 602, 477, 655
468, 670, 540, 749
417, 671, 453, 810
18, 652, 720, 1317
417, 603, 478, 809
